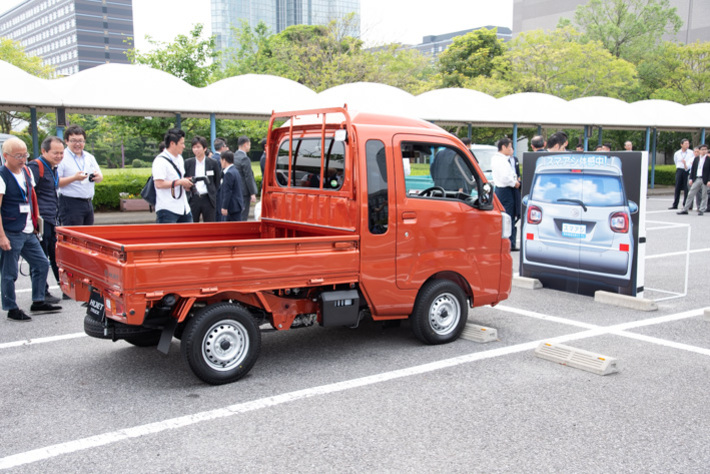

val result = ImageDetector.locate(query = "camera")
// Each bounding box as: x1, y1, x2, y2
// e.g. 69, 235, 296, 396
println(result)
191, 176, 207, 183
88, 173, 96, 182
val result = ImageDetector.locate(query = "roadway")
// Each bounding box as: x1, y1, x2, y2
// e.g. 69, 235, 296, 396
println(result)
1, 189, 708, 473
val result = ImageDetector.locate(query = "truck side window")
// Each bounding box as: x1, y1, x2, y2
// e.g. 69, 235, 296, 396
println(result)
366, 140, 388, 235
402, 142, 477, 198
275, 138, 345, 190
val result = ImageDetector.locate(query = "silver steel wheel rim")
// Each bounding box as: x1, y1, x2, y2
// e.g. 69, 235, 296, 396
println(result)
201, 319, 249, 372
429, 292, 461, 336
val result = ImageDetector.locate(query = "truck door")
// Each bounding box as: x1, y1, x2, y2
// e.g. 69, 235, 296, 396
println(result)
393, 135, 502, 298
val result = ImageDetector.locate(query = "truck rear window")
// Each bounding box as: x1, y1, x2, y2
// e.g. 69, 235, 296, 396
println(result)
276, 137, 345, 190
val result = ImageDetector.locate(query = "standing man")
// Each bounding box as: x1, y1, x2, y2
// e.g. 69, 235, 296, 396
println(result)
670, 139, 692, 210
678, 144, 710, 216
27, 136, 64, 304
212, 138, 228, 163
491, 137, 520, 250
216, 151, 244, 221
624, 141, 633, 151
153, 128, 193, 223
57, 125, 103, 225
530, 135, 546, 151
234, 136, 258, 221
184, 136, 221, 222
0, 138, 61, 321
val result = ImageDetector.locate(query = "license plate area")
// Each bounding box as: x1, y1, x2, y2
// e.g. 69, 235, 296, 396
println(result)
561, 223, 586, 238
87, 288, 106, 320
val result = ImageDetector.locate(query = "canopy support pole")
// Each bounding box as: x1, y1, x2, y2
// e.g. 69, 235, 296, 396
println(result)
597, 126, 603, 147
650, 128, 658, 189
210, 113, 217, 152
701, 128, 706, 145
645, 127, 651, 151
30, 107, 38, 158
175, 113, 182, 130
467, 123, 472, 140
583, 125, 589, 151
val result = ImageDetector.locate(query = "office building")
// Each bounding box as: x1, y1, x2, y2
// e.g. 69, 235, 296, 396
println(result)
0, 0, 133, 76
513, 0, 709, 44
212, 0, 360, 54
405, 26, 512, 58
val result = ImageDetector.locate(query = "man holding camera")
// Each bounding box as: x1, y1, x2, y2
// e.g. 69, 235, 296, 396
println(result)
57, 125, 103, 226
184, 136, 221, 222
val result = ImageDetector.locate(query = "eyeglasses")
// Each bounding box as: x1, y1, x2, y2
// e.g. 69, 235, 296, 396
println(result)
68, 139, 85, 144
7, 153, 30, 160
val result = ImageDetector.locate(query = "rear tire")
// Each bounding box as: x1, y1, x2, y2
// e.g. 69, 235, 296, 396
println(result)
411, 279, 467, 345
181, 303, 261, 385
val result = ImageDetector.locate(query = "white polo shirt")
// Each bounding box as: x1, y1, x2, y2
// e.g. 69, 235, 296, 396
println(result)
152, 151, 189, 215
57, 149, 100, 199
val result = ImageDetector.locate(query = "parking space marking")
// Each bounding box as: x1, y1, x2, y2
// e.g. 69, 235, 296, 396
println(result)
645, 247, 710, 260
0, 307, 705, 469
0, 333, 86, 350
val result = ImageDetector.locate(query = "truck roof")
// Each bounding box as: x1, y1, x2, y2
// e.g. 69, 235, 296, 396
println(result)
280, 109, 443, 133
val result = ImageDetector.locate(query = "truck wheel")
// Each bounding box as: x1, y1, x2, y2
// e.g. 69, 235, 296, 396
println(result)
181, 303, 261, 385
124, 332, 161, 347
411, 279, 467, 345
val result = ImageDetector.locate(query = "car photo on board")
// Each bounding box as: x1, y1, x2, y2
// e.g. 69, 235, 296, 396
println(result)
521, 155, 638, 294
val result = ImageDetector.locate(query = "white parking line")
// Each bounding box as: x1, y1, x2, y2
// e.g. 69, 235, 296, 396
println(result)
0, 333, 86, 350
645, 247, 710, 260
1, 306, 705, 470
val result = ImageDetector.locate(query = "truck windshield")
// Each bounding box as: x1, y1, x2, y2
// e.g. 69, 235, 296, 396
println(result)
530, 173, 625, 206
276, 137, 345, 190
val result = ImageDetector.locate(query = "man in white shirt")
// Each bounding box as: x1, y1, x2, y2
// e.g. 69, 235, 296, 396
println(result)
678, 144, 710, 216
152, 128, 194, 223
57, 125, 103, 225
491, 137, 520, 250
670, 139, 692, 210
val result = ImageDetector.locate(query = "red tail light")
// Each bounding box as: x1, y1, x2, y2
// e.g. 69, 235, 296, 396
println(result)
610, 212, 629, 233
527, 205, 542, 224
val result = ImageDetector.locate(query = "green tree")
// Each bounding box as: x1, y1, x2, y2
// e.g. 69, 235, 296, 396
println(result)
126, 23, 219, 87
642, 41, 710, 104
565, 0, 682, 63
501, 27, 638, 100
222, 15, 433, 93
0, 37, 53, 134
436, 28, 506, 88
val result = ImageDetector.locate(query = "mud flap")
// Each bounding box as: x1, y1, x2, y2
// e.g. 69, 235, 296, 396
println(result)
157, 318, 178, 355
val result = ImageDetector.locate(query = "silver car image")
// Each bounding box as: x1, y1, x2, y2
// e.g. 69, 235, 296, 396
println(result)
521, 155, 638, 293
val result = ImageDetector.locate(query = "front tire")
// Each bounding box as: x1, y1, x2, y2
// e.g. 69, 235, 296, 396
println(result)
181, 303, 261, 385
411, 279, 467, 345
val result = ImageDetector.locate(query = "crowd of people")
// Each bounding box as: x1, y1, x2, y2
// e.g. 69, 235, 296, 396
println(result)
0, 126, 260, 322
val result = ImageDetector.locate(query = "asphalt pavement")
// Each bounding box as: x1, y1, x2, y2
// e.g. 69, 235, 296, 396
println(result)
2, 186, 709, 473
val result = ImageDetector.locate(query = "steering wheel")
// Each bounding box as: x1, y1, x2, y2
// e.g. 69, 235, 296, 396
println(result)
418, 186, 446, 197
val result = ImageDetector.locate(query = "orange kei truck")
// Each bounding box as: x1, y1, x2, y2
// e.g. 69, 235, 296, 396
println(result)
56, 107, 513, 385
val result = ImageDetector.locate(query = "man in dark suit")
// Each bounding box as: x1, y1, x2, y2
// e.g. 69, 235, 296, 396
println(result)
184, 136, 221, 222
235, 136, 258, 221
678, 143, 710, 216
216, 151, 244, 221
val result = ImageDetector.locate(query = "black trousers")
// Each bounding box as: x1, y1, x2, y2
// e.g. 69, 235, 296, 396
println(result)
58, 195, 94, 225
240, 194, 250, 221
189, 194, 216, 222
40, 220, 59, 295
496, 186, 517, 249
672, 168, 688, 208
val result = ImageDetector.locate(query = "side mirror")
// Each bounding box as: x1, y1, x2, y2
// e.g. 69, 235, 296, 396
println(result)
522, 195, 529, 206
628, 201, 638, 214
478, 182, 494, 210
334, 129, 347, 143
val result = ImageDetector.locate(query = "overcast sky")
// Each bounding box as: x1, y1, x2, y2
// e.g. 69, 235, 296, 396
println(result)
0, 0, 513, 51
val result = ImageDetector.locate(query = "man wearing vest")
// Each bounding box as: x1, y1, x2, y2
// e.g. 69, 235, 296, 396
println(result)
28, 136, 64, 304
0, 138, 61, 322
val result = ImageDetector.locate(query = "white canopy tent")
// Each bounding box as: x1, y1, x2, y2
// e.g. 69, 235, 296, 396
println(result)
0, 60, 707, 165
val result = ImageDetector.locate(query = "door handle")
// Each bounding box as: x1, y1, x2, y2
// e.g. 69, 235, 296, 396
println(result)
402, 211, 417, 221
